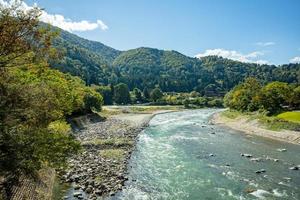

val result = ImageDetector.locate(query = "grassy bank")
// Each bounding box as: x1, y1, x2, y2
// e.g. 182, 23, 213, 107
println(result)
221, 110, 300, 132
277, 112, 300, 123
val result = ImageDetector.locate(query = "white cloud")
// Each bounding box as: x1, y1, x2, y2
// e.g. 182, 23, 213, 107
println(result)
0, 0, 108, 32
195, 49, 269, 64
289, 56, 300, 63
255, 42, 275, 47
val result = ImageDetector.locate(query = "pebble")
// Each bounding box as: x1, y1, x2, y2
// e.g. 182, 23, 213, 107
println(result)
59, 118, 146, 198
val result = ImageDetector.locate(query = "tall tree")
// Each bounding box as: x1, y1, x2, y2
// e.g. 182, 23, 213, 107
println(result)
224, 77, 262, 111
150, 87, 163, 102
133, 88, 142, 103
260, 82, 292, 114
114, 83, 131, 104
0, 2, 104, 198
0, 1, 56, 69
143, 86, 150, 100
96, 85, 113, 105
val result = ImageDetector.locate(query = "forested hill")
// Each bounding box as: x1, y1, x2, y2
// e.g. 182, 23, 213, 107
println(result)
48, 24, 300, 96
48, 24, 122, 85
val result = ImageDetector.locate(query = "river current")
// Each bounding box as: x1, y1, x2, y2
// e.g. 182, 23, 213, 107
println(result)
112, 109, 300, 200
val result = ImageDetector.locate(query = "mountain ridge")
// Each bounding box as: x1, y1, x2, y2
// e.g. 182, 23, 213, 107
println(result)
47, 24, 300, 95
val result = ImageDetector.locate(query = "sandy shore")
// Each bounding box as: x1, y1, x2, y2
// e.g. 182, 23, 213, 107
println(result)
211, 112, 300, 145
112, 110, 176, 126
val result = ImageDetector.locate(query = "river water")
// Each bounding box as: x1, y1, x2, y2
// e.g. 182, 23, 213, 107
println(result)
111, 109, 300, 200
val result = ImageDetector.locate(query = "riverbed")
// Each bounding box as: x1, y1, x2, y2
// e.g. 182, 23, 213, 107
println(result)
111, 109, 300, 200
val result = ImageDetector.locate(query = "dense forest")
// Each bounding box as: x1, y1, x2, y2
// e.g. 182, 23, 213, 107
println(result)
0, 3, 103, 198
48, 26, 300, 96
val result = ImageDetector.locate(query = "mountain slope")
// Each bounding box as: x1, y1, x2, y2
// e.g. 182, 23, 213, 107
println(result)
47, 24, 121, 85
47, 24, 300, 95
57, 28, 121, 63
112, 47, 203, 92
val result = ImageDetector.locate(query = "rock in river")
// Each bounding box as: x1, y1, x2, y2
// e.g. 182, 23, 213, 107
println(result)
289, 166, 299, 170
241, 153, 253, 158
255, 169, 266, 174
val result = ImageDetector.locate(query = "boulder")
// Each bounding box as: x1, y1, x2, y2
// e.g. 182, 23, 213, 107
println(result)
289, 166, 299, 170
241, 153, 252, 158
277, 148, 287, 152
255, 169, 266, 174
73, 191, 82, 197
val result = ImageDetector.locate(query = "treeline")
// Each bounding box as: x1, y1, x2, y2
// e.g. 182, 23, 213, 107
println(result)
0, 2, 103, 198
224, 77, 300, 115
49, 27, 300, 95
96, 83, 223, 108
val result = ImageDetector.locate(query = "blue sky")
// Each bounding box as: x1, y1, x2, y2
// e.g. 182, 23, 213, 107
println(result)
24, 0, 300, 65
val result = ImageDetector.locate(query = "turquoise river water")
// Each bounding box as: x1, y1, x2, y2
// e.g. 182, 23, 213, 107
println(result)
111, 109, 300, 200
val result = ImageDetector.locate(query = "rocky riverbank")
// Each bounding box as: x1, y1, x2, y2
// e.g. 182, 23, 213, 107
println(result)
211, 112, 300, 145
58, 111, 171, 200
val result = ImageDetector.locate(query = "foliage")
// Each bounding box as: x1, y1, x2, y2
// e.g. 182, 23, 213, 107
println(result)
83, 88, 103, 112
183, 99, 190, 108
260, 82, 292, 114
95, 85, 113, 105
291, 86, 300, 108
132, 88, 143, 103
0, 67, 82, 178
277, 112, 300, 123
49, 23, 120, 85
258, 115, 300, 131
0, 2, 102, 197
0, 3, 57, 68
48, 32, 300, 95
224, 78, 299, 115
224, 77, 262, 112
161, 92, 223, 108
150, 87, 163, 102
143, 87, 150, 100
114, 83, 131, 104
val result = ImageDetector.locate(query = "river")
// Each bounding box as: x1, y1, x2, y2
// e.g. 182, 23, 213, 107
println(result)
111, 109, 300, 200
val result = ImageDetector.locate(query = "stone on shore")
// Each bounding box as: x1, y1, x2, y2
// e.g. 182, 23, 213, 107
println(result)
59, 117, 147, 199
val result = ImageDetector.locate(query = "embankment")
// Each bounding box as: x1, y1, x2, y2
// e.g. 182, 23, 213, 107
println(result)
211, 112, 300, 145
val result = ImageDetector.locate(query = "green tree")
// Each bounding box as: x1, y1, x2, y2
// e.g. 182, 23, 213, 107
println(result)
190, 91, 200, 98
0, 1, 57, 68
150, 88, 163, 102
96, 85, 113, 105
83, 89, 103, 112
183, 99, 190, 108
291, 86, 300, 109
114, 83, 131, 104
224, 77, 262, 111
133, 88, 143, 103
0, 2, 97, 197
260, 82, 292, 114
143, 87, 150, 100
